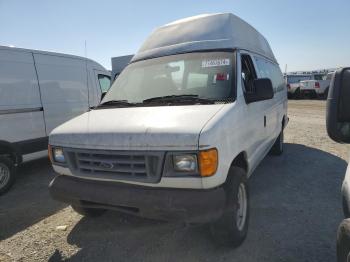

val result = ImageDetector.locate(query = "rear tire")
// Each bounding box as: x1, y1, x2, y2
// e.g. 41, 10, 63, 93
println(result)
0, 156, 16, 196
71, 205, 106, 217
210, 167, 249, 247
270, 130, 284, 156
337, 219, 350, 262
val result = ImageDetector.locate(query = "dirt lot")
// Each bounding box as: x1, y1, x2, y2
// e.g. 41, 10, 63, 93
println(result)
0, 100, 349, 262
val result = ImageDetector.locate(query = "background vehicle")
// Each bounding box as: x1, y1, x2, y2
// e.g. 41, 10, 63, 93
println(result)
0, 45, 110, 194
300, 72, 334, 99
325, 67, 350, 262
111, 55, 133, 81
285, 74, 312, 98
48, 13, 288, 247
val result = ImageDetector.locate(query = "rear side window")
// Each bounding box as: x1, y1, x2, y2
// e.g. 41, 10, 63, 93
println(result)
255, 57, 285, 93
98, 75, 111, 93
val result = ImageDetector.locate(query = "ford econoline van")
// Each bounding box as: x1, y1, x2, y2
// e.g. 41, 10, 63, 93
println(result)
0, 46, 110, 194
48, 13, 288, 246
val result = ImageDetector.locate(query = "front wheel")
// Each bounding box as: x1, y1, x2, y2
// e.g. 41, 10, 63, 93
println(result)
270, 130, 284, 156
0, 156, 16, 195
210, 167, 249, 247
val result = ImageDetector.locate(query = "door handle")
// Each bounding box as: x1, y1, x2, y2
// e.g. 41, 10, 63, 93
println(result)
264, 116, 267, 127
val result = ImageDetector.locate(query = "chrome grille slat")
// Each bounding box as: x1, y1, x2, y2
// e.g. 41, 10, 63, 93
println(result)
64, 149, 164, 183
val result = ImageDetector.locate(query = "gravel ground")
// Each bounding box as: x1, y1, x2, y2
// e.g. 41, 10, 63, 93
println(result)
0, 100, 349, 262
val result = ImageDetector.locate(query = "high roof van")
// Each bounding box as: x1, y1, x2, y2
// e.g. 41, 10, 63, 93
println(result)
48, 13, 288, 246
0, 46, 110, 194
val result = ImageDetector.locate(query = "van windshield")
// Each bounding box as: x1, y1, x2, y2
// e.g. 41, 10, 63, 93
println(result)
102, 52, 235, 105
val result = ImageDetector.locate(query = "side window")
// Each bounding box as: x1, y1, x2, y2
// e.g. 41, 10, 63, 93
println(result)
255, 56, 285, 93
98, 75, 111, 93
241, 54, 257, 94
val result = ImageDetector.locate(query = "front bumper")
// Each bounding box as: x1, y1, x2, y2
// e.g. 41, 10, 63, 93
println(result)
49, 175, 226, 223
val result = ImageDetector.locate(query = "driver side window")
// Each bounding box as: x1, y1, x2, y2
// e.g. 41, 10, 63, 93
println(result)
241, 54, 257, 94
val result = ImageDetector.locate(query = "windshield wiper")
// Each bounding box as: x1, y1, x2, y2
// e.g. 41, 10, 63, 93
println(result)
142, 95, 215, 104
96, 100, 136, 108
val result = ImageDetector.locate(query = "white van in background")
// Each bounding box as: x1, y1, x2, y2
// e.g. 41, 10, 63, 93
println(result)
0, 45, 110, 194
49, 13, 288, 246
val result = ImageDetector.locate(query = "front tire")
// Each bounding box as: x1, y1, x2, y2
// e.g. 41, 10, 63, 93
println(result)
0, 156, 16, 196
71, 205, 106, 217
337, 219, 350, 262
210, 167, 249, 247
270, 130, 284, 156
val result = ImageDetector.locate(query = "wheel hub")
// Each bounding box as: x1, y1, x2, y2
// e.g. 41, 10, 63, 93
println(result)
0, 163, 10, 188
236, 183, 247, 231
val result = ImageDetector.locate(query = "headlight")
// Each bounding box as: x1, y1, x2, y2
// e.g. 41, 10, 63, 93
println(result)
52, 147, 66, 163
173, 154, 197, 172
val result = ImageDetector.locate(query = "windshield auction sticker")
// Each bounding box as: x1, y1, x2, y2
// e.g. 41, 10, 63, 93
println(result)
202, 59, 230, 68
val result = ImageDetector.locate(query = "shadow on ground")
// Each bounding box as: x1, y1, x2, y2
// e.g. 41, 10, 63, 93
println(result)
47, 144, 347, 262
0, 158, 66, 240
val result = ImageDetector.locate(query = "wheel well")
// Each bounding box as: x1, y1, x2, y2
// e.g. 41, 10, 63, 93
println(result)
0, 142, 20, 164
230, 152, 248, 172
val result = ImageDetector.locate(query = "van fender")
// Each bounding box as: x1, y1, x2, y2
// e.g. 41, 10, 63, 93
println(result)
226, 152, 249, 182
0, 140, 22, 165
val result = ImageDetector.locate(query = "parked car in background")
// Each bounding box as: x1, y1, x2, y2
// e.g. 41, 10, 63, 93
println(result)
0, 45, 110, 195
300, 72, 334, 99
326, 67, 350, 262
285, 74, 312, 98
48, 13, 288, 247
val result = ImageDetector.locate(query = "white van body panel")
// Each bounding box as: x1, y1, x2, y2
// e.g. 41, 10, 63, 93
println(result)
133, 13, 276, 63
0, 49, 46, 143
33, 53, 91, 134
50, 104, 226, 151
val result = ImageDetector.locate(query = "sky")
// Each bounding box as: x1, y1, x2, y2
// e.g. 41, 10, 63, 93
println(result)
1, 0, 349, 72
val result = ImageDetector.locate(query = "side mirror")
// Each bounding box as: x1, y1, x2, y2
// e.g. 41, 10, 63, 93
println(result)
326, 68, 350, 143
101, 92, 107, 101
246, 78, 274, 103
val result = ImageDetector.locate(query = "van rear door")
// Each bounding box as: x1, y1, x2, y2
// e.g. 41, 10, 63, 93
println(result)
0, 49, 46, 149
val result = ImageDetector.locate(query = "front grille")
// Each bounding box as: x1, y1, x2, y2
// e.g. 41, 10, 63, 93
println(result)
64, 149, 164, 183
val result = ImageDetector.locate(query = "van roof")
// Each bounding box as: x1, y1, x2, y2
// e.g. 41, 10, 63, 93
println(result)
131, 13, 277, 63
0, 45, 107, 70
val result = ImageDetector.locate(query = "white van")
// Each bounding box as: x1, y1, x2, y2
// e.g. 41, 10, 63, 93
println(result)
48, 13, 288, 246
0, 46, 110, 194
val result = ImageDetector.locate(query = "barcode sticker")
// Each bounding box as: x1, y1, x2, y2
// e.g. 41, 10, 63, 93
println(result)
202, 59, 230, 68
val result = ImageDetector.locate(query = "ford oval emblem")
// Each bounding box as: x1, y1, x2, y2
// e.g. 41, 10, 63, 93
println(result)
99, 162, 114, 169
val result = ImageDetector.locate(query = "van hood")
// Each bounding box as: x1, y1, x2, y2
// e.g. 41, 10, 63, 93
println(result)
49, 104, 225, 150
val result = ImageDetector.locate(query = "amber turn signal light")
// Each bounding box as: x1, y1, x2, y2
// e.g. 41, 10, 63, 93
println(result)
199, 148, 218, 177
48, 144, 53, 163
